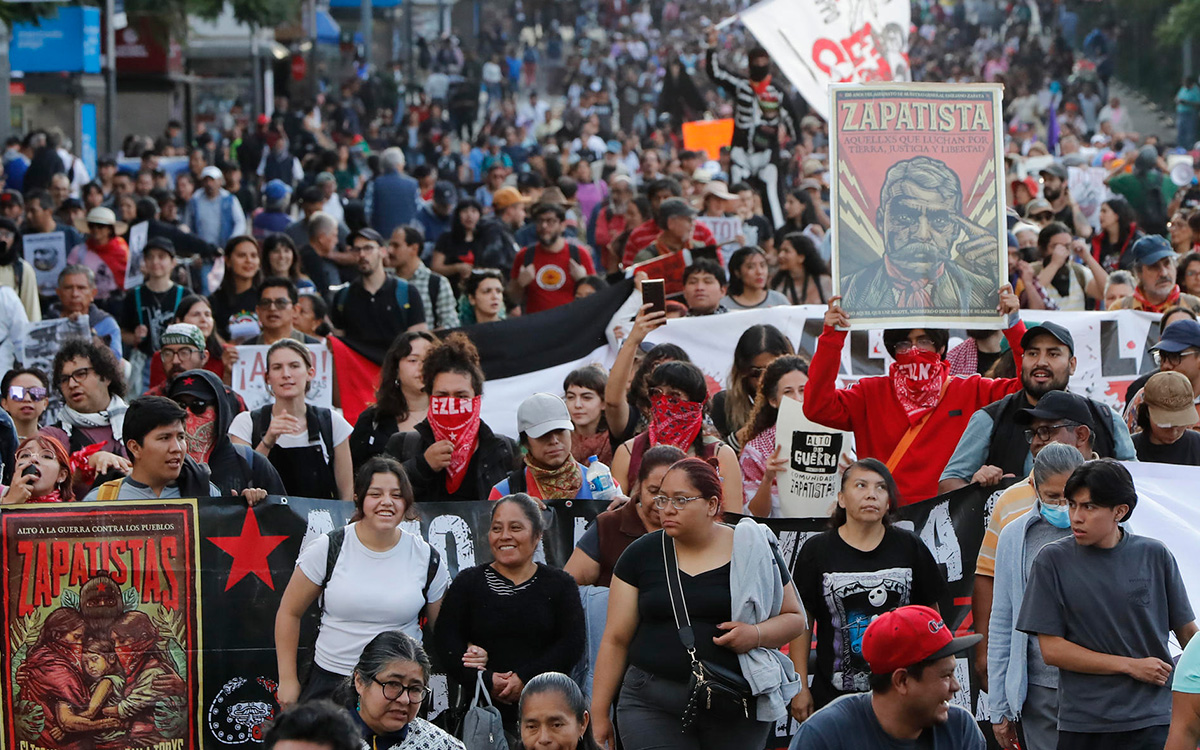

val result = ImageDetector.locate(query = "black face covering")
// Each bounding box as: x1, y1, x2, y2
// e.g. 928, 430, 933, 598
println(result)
749, 63, 770, 81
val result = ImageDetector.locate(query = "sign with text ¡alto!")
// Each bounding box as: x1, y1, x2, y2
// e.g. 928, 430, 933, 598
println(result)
230, 344, 333, 412
737, 0, 911, 121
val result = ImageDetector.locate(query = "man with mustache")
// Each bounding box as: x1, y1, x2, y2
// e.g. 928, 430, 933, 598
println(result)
842, 156, 998, 316
939, 322, 1135, 495
1037, 162, 1092, 239
1109, 235, 1200, 315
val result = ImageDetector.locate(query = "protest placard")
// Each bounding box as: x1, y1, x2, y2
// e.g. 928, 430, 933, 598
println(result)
125, 221, 148, 290
22, 231, 66, 296
774, 396, 848, 518
230, 344, 333, 411
830, 83, 1007, 328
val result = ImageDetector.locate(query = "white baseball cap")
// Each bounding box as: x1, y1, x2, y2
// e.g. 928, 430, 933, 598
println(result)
517, 393, 574, 438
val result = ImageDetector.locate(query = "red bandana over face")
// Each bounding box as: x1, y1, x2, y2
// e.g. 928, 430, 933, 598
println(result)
428, 396, 483, 493
648, 394, 704, 450
184, 409, 218, 463
889, 349, 949, 423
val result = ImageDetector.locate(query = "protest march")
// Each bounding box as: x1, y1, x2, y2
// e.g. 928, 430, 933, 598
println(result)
1, 0, 1199, 748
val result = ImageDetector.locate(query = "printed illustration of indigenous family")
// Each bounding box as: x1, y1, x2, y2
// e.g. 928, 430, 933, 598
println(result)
10, 572, 190, 750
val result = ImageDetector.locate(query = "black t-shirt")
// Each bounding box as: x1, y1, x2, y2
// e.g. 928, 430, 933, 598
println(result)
208, 286, 261, 342
613, 529, 790, 684
122, 284, 183, 355
794, 527, 946, 706
331, 276, 426, 355
1132, 429, 1200, 465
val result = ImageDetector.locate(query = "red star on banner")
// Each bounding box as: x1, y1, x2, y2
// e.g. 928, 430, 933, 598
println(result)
206, 510, 289, 591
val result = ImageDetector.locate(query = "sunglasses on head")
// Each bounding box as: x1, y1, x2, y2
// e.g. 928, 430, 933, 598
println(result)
6, 386, 47, 401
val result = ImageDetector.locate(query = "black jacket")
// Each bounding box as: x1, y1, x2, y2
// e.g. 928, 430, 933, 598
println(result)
385, 419, 518, 503
167, 369, 286, 496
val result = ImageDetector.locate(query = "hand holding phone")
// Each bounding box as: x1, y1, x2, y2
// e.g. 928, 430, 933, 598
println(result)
643, 279, 666, 315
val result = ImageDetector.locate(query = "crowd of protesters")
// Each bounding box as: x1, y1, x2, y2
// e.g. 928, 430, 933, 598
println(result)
3, 0, 1200, 748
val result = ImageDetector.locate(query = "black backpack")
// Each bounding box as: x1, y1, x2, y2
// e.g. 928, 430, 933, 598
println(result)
320, 527, 442, 610
249, 405, 334, 462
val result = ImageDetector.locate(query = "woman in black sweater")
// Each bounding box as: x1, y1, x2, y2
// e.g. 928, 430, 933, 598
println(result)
435, 493, 585, 735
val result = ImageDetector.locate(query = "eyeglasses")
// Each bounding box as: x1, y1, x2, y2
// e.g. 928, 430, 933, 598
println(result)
351, 243, 380, 253
894, 337, 936, 354
652, 494, 705, 510
7, 385, 47, 401
161, 346, 201, 362
175, 398, 213, 415
256, 298, 292, 310
1024, 423, 1074, 442
1030, 212, 1054, 221
57, 367, 95, 387
372, 677, 431, 702
1153, 350, 1200, 367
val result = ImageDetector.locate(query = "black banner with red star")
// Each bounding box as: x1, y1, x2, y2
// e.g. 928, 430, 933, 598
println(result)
1, 485, 994, 750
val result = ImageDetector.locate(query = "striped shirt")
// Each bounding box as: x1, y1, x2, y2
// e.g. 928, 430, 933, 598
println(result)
706, 46, 796, 151
402, 262, 460, 330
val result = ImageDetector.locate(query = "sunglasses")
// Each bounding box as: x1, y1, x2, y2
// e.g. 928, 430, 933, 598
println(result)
175, 398, 214, 415
6, 385, 47, 401
256, 298, 292, 310
1030, 212, 1054, 221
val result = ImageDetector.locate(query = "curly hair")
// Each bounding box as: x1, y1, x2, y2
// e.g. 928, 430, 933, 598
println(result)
421, 331, 485, 396
53, 339, 126, 399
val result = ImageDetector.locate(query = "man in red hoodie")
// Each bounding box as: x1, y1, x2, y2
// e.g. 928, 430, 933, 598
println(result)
804, 285, 1025, 504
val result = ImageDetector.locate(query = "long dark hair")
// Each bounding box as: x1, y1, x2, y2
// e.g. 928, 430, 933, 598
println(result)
376, 331, 439, 420
448, 198, 485, 242
739, 355, 809, 446
785, 188, 820, 228
831, 458, 900, 528
516, 672, 602, 750
175, 294, 225, 361
217, 235, 264, 299
725, 325, 794, 435
771, 232, 828, 292
726, 246, 767, 296
1103, 196, 1137, 246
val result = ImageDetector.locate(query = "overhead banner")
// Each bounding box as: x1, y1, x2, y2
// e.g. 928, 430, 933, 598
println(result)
737, 0, 911, 121
475, 305, 1164, 460
829, 83, 1007, 329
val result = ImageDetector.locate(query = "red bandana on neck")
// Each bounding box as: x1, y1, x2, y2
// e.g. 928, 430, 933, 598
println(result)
752, 74, 773, 95
1133, 284, 1181, 314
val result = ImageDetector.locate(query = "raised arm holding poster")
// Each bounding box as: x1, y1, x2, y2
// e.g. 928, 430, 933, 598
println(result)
830, 84, 1008, 329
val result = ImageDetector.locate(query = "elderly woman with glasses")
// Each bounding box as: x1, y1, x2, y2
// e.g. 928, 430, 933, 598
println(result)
343, 631, 464, 749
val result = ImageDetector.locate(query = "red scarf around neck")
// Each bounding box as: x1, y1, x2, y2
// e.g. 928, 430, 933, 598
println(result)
889, 349, 950, 424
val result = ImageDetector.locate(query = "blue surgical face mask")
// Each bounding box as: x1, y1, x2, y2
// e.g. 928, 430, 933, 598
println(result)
1038, 499, 1071, 529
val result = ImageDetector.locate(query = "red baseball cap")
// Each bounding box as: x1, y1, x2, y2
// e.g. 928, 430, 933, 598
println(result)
861, 605, 981, 675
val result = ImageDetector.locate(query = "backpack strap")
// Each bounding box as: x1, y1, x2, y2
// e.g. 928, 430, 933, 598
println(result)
13, 258, 23, 292
400, 429, 422, 463
322, 527, 347, 589
134, 286, 145, 327
569, 242, 581, 266
95, 478, 124, 501
427, 275, 440, 325
249, 405, 274, 450
421, 545, 441, 604
316, 406, 335, 462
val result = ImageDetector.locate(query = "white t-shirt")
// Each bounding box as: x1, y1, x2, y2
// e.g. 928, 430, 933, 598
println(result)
229, 408, 353, 462
298, 524, 450, 675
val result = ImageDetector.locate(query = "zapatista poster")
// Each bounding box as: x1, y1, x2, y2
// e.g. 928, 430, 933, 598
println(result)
1, 502, 202, 750
830, 84, 1007, 329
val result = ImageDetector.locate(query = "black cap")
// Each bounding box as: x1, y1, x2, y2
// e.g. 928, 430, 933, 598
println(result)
1014, 390, 1095, 428
1021, 322, 1074, 354
166, 370, 218, 401
347, 227, 385, 246
1039, 162, 1068, 180
145, 236, 176, 257
433, 180, 458, 207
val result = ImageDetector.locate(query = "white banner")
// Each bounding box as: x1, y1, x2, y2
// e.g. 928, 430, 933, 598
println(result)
231, 344, 334, 412
479, 304, 1164, 443
737, 0, 911, 121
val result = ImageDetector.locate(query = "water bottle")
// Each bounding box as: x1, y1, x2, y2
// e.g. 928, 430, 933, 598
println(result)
586, 455, 620, 501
